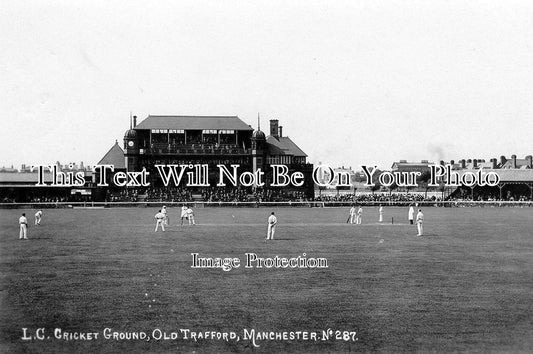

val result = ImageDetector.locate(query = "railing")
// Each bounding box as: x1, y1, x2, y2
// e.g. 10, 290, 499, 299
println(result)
140, 144, 250, 155
1, 200, 533, 209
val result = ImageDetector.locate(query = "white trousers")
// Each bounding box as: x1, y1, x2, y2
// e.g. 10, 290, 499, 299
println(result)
417, 222, 423, 236
155, 220, 165, 232
19, 224, 27, 239
35, 216, 41, 225
267, 225, 276, 240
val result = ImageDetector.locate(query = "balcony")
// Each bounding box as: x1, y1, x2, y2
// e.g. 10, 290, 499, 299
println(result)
139, 143, 251, 156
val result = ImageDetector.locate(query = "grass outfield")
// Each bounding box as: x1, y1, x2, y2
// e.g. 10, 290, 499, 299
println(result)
0, 206, 532, 353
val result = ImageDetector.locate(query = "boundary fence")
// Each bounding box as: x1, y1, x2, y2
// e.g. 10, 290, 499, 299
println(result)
1, 201, 532, 209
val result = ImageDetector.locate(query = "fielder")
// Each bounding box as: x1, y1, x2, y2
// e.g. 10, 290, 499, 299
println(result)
19, 213, 28, 239
186, 207, 196, 225
154, 210, 165, 232
180, 205, 188, 226
266, 212, 277, 240
408, 205, 415, 225
348, 205, 356, 224
416, 209, 424, 236
35, 210, 43, 226
162, 205, 169, 225
356, 206, 363, 225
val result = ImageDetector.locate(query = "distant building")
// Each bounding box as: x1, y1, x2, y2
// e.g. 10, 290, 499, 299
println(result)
0, 161, 93, 203
444, 155, 533, 200
391, 160, 433, 174
0, 166, 17, 173
450, 155, 533, 170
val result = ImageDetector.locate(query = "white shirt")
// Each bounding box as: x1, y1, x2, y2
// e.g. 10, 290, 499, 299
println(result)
186, 208, 194, 217
181, 206, 188, 217
357, 208, 363, 215
408, 207, 415, 219
416, 211, 424, 223
349, 207, 355, 215
19, 216, 27, 225
155, 212, 165, 220
35, 211, 42, 218
162, 207, 167, 215
268, 215, 277, 226
379, 207, 383, 213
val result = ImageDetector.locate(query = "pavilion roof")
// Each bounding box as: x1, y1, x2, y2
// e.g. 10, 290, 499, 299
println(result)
134, 115, 253, 131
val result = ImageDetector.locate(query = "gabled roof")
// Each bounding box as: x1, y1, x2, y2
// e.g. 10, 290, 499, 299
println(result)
98, 141, 125, 169
501, 159, 531, 169
266, 136, 307, 157
391, 161, 433, 169
456, 169, 533, 182
475, 162, 494, 169
0, 167, 18, 173
134, 115, 254, 131
0, 172, 53, 183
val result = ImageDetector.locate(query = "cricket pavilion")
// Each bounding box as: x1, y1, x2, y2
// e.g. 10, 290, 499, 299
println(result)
98, 115, 314, 201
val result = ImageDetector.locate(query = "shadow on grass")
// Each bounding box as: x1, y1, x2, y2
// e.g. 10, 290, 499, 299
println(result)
417, 233, 439, 237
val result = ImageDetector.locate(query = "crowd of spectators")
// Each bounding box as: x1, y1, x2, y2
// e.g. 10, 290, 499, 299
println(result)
1, 188, 531, 204
201, 187, 249, 202
252, 189, 308, 202
315, 193, 440, 203
0, 190, 69, 203
104, 187, 193, 202
447, 195, 531, 202
198, 187, 309, 203
144, 187, 192, 202
1, 195, 68, 203
106, 189, 139, 202
147, 142, 246, 155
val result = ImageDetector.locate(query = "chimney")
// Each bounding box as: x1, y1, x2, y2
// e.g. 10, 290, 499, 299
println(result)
526, 155, 533, 168
511, 154, 517, 169
450, 160, 455, 166
491, 158, 497, 169
473, 159, 477, 168
133, 115, 137, 127
500, 155, 506, 166
467, 159, 472, 164
461, 159, 466, 169
279, 126, 283, 138
270, 119, 279, 139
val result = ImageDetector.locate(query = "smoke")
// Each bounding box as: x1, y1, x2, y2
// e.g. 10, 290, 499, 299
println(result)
427, 143, 447, 162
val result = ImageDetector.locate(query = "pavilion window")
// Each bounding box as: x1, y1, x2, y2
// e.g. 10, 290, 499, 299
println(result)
219, 130, 236, 145
202, 129, 218, 145
169, 129, 185, 146
150, 129, 169, 145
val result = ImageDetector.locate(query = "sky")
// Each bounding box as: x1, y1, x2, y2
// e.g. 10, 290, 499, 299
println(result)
1, 0, 532, 170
